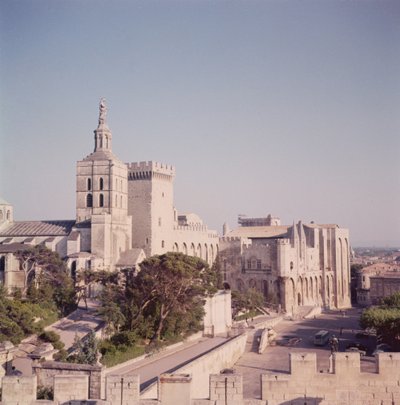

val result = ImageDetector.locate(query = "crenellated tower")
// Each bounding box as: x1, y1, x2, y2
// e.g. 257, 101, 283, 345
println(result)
127, 161, 175, 256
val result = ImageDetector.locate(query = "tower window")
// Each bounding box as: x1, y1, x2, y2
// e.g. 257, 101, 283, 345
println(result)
99, 193, 104, 207
158, 217, 162, 226
86, 194, 93, 208
162, 240, 165, 248
100, 177, 104, 190
87, 178, 91, 191
120, 195, 123, 208
115, 194, 118, 207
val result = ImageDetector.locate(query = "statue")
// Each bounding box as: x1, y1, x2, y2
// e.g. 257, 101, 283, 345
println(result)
99, 97, 107, 125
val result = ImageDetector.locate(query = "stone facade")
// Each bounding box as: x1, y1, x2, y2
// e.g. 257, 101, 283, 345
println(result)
356, 263, 400, 306
127, 163, 219, 265
369, 272, 400, 304
219, 217, 351, 313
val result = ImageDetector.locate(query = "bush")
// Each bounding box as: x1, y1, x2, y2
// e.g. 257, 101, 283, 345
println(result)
98, 340, 117, 356
110, 331, 138, 347
39, 330, 60, 343
53, 349, 68, 362
37, 386, 53, 400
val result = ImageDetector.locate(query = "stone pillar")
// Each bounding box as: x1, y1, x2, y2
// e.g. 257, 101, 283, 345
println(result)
106, 374, 140, 405
209, 369, 243, 405
2, 375, 37, 405
54, 375, 89, 403
332, 352, 360, 381
289, 352, 317, 379
376, 352, 400, 378
159, 373, 192, 405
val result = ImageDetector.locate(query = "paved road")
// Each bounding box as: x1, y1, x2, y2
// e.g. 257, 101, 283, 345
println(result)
234, 307, 376, 399
109, 336, 228, 391
45, 300, 103, 350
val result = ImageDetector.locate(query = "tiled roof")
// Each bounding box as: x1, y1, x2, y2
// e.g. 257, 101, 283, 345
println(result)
0, 220, 75, 237
116, 248, 145, 266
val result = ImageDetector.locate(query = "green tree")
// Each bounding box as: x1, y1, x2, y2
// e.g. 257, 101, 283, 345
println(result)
126, 252, 217, 342
360, 292, 400, 345
15, 246, 76, 316
70, 332, 98, 365
231, 288, 264, 318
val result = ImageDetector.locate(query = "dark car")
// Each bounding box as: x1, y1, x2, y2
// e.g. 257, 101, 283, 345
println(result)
373, 343, 393, 356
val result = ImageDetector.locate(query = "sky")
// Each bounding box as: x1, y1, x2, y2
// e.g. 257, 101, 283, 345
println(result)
0, 0, 399, 247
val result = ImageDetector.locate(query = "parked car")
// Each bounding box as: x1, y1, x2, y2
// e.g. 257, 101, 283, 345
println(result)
373, 343, 392, 355
345, 342, 367, 356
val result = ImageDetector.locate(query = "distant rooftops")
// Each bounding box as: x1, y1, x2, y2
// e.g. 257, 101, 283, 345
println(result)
226, 226, 290, 239
238, 214, 281, 227
0, 220, 76, 237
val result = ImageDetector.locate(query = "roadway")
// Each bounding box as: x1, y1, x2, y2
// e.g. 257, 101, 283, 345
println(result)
234, 307, 377, 399
106, 336, 229, 391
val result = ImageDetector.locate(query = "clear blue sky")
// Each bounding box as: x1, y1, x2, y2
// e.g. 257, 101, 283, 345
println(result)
1, 0, 399, 247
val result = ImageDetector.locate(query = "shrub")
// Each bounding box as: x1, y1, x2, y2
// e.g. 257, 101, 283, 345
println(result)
39, 330, 60, 343
110, 331, 138, 347
53, 349, 68, 362
37, 386, 53, 400
98, 339, 117, 356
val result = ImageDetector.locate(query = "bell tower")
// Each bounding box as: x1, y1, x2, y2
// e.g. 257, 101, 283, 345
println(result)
75, 99, 132, 270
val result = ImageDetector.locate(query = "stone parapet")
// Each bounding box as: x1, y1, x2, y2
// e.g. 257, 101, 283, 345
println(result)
2, 352, 400, 405
210, 370, 243, 405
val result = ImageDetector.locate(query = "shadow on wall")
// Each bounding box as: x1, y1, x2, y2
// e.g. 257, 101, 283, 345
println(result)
280, 398, 324, 405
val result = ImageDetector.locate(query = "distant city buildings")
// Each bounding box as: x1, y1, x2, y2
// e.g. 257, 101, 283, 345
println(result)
356, 262, 400, 306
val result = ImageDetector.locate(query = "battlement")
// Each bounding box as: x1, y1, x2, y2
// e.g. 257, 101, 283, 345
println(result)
276, 238, 290, 245
127, 161, 175, 179
174, 225, 219, 240
242, 243, 272, 253
3, 353, 400, 405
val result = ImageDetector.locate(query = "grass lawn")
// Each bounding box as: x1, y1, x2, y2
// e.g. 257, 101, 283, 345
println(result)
101, 344, 146, 367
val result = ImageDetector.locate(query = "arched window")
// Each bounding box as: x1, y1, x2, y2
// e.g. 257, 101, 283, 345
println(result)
99, 177, 104, 190
120, 195, 123, 208
87, 178, 91, 191
86, 194, 93, 207
162, 240, 165, 248
115, 194, 118, 207
0, 211, 3, 221
99, 193, 104, 207
6, 211, 10, 220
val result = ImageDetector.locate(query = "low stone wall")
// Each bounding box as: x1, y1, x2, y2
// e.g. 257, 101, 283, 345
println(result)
32, 360, 102, 399
141, 332, 248, 399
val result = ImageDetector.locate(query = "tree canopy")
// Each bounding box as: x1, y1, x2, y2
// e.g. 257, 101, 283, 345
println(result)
97, 252, 218, 342
231, 288, 264, 318
14, 245, 76, 316
360, 291, 400, 346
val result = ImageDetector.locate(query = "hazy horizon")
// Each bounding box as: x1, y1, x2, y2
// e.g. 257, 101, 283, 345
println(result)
1, 0, 399, 247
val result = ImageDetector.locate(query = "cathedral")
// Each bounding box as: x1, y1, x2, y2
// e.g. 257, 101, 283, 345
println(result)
0, 100, 350, 313
0, 100, 218, 291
